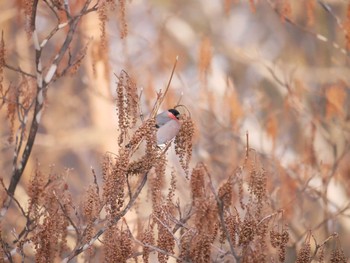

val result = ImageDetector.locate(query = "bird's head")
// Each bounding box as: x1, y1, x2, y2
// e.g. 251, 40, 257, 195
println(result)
168, 108, 180, 120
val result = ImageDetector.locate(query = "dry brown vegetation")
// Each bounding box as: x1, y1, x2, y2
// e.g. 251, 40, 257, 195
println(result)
1, 0, 350, 262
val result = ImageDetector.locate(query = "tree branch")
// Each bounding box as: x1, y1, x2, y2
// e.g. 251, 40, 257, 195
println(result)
62, 170, 150, 262
6, 0, 94, 201
203, 164, 240, 262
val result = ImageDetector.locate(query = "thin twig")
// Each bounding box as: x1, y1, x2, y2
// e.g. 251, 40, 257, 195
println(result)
310, 232, 338, 260
172, 204, 193, 234
150, 56, 178, 118
53, 191, 81, 240
43, 0, 61, 21
257, 210, 282, 226
124, 220, 185, 262
202, 164, 240, 262
0, 179, 26, 217
3, 64, 36, 78
265, 0, 348, 56
317, 0, 344, 33
62, 171, 150, 262
5, 0, 94, 202
153, 214, 180, 247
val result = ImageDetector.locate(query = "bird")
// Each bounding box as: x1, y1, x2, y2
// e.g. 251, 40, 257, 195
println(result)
126, 109, 181, 175
155, 108, 181, 145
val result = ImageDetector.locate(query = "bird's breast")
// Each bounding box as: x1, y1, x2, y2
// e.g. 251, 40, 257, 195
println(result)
156, 120, 181, 145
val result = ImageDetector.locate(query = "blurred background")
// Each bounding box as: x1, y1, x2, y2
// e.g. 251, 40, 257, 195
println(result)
1, 0, 350, 260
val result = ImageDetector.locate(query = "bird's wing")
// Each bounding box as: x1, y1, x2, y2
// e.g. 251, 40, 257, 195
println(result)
155, 111, 170, 128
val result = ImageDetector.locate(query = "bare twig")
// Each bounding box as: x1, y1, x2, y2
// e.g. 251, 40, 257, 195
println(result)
245, 131, 249, 160
124, 220, 185, 262
153, 214, 180, 247
317, 0, 344, 33
138, 87, 145, 122
150, 55, 178, 118
174, 103, 191, 117
310, 232, 338, 260
53, 191, 81, 240
202, 164, 240, 262
62, 171, 150, 262
265, 0, 348, 56
6, 0, 94, 203
43, 0, 61, 20
257, 210, 282, 226
3, 64, 36, 78
29, 0, 39, 33
91, 167, 100, 198
296, 202, 350, 244
172, 203, 193, 234
0, 179, 26, 218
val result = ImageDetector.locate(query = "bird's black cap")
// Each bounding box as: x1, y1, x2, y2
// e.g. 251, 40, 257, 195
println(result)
168, 109, 180, 119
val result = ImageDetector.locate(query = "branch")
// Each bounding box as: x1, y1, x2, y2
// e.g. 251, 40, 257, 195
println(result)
203, 164, 240, 262
43, 0, 61, 21
296, 202, 350, 244
62, 171, 150, 262
125, 221, 185, 262
265, 0, 348, 56
172, 202, 193, 234
53, 191, 81, 239
153, 214, 180, 247
29, 0, 39, 33
310, 232, 338, 261
3, 63, 36, 78
150, 55, 178, 119
0, 179, 26, 217
317, 0, 345, 34
5, 0, 94, 201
